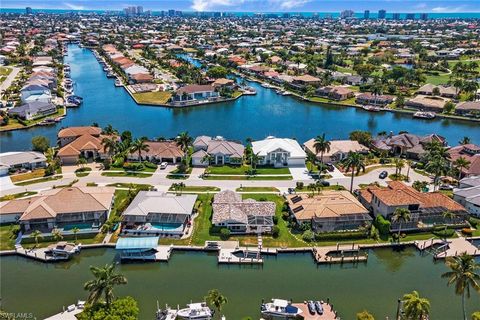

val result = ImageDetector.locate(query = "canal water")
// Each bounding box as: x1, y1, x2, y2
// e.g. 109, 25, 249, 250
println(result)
1, 247, 478, 319
0, 44, 478, 152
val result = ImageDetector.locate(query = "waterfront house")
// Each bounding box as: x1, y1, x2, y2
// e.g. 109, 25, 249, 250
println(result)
212, 190, 275, 234
0, 187, 115, 235
359, 181, 467, 231
57, 126, 109, 164
371, 133, 446, 159
20, 84, 52, 104
174, 84, 219, 102
303, 139, 368, 163
127, 140, 184, 164
192, 136, 244, 167
447, 144, 480, 177
417, 84, 458, 98
454, 178, 480, 216
315, 86, 354, 101
355, 93, 394, 106
57, 126, 102, 147
291, 75, 321, 88
252, 136, 306, 167
0, 151, 47, 176
121, 191, 197, 237
7, 101, 56, 120
286, 191, 372, 232
405, 95, 450, 113
455, 101, 480, 116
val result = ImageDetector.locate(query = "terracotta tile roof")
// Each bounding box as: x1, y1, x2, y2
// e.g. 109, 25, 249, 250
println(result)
57, 133, 105, 157
58, 126, 101, 138
131, 140, 184, 159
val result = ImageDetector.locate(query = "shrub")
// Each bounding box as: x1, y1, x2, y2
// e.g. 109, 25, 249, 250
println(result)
112, 157, 124, 168
143, 161, 157, 169
123, 162, 144, 171
220, 228, 231, 240
103, 158, 111, 170
282, 211, 290, 220
468, 216, 480, 228
273, 216, 278, 225
296, 181, 304, 189
302, 230, 315, 242
433, 228, 455, 238
272, 225, 280, 238
44, 166, 55, 176
374, 215, 391, 235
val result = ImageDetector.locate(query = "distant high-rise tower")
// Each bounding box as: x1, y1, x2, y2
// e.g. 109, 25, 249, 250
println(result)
136, 6, 143, 15
420, 13, 428, 20
378, 9, 386, 19
364, 10, 370, 19
340, 10, 354, 19
392, 13, 401, 20
25, 7, 33, 14
168, 9, 175, 16
405, 13, 415, 20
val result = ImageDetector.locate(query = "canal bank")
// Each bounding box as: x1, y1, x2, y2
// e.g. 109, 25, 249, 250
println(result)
1, 44, 479, 152
1, 246, 478, 319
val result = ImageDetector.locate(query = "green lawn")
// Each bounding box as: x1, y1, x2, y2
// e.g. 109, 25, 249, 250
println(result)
166, 167, 192, 180
106, 183, 153, 189
14, 175, 63, 186
425, 73, 450, 85
236, 187, 280, 192
206, 165, 290, 175
133, 91, 172, 105
204, 175, 292, 180
22, 233, 106, 249
168, 185, 220, 192
0, 191, 37, 202
75, 167, 92, 177
10, 169, 46, 182
0, 225, 17, 250
101, 171, 152, 178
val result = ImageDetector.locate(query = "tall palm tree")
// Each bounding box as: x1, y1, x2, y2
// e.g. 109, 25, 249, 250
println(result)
77, 157, 87, 168
130, 138, 150, 162
406, 160, 413, 182
442, 253, 480, 320
84, 264, 127, 308
102, 124, 117, 135
313, 133, 331, 166
250, 152, 260, 171
51, 229, 63, 242
402, 290, 431, 320
176, 131, 193, 154
454, 157, 471, 181
394, 158, 405, 177
31, 230, 43, 247
392, 208, 411, 242
72, 227, 80, 242
342, 152, 366, 193
102, 136, 118, 160
205, 289, 228, 318
425, 156, 449, 191
459, 137, 471, 145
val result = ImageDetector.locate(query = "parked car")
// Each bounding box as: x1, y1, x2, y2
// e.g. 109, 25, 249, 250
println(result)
160, 162, 168, 169
325, 162, 335, 172
379, 171, 388, 179
317, 180, 330, 187
307, 301, 316, 315
288, 187, 295, 194
314, 301, 323, 315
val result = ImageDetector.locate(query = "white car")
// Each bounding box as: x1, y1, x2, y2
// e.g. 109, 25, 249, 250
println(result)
160, 162, 168, 169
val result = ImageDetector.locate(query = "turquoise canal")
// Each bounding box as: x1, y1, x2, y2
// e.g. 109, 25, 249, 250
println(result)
1, 247, 479, 319
0, 44, 479, 152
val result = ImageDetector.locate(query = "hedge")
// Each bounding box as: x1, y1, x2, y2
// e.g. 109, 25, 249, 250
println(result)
374, 215, 391, 235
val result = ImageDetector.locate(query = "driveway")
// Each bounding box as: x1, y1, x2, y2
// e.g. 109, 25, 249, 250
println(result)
0, 175, 15, 192
289, 166, 312, 181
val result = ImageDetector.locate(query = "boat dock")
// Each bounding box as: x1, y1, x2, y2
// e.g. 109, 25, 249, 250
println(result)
292, 302, 338, 320
313, 243, 368, 264
415, 237, 480, 259
44, 302, 85, 320
155, 245, 172, 261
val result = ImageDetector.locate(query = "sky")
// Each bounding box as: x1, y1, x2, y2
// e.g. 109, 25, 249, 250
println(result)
1, 0, 479, 13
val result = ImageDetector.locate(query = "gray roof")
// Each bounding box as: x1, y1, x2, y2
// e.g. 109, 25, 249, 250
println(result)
8, 101, 56, 118
122, 191, 197, 217
0, 151, 47, 167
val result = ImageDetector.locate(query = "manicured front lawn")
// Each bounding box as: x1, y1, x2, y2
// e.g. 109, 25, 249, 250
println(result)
236, 187, 280, 192
14, 175, 63, 186
0, 191, 37, 201
22, 232, 106, 249
0, 225, 17, 250
166, 167, 192, 179
133, 91, 172, 105
206, 165, 290, 175
75, 167, 92, 177
204, 175, 292, 180
168, 185, 220, 192
101, 171, 152, 178
10, 169, 46, 183
106, 183, 153, 189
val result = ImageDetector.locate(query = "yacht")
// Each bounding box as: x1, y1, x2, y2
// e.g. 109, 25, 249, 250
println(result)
261, 82, 275, 89
114, 79, 123, 87
413, 111, 436, 119
261, 299, 302, 319
362, 105, 381, 112
281, 91, 292, 96
46, 241, 81, 257
176, 302, 213, 319
106, 71, 115, 78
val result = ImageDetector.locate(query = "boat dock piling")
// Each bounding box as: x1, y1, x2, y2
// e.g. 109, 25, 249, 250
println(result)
415, 237, 480, 259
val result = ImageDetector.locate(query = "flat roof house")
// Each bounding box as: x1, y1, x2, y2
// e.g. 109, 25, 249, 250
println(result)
286, 191, 372, 232
8, 101, 56, 120
121, 191, 197, 237
212, 190, 275, 234
454, 181, 480, 217
0, 151, 47, 176
252, 136, 306, 167
174, 84, 219, 102
192, 136, 244, 167
0, 187, 115, 235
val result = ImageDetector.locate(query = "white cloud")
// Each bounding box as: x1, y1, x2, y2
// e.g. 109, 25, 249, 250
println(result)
432, 5, 467, 13
270, 0, 312, 9
191, 0, 243, 11
414, 3, 427, 9
63, 2, 85, 10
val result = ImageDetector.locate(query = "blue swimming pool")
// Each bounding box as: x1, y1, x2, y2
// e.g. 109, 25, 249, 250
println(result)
151, 223, 183, 231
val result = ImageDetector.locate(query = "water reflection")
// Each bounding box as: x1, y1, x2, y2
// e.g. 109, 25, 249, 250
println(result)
372, 246, 416, 273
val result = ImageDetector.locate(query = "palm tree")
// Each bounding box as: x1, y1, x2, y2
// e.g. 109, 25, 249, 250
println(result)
342, 152, 366, 193
250, 152, 260, 171
205, 289, 228, 318
442, 210, 456, 240
454, 157, 471, 181
130, 138, 150, 162
102, 136, 118, 159
453, 78, 464, 97
176, 131, 193, 154
31, 230, 43, 247
459, 137, 471, 145
406, 160, 413, 181
313, 133, 331, 166
402, 290, 430, 320
394, 158, 405, 177
201, 153, 214, 166
51, 229, 63, 242
442, 253, 480, 320
84, 264, 127, 308
425, 156, 449, 191
392, 208, 411, 242
77, 157, 87, 169
72, 227, 80, 242
102, 124, 117, 135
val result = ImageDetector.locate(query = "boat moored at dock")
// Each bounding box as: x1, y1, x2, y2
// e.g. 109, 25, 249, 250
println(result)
261, 299, 302, 318
177, 302, 214, 320
413, 111, 436, 119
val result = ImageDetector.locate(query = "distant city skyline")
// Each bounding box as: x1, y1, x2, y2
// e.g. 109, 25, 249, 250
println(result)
2, 0, 480, 13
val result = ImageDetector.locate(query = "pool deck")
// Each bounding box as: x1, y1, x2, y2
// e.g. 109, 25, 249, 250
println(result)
292, 302, 338, 320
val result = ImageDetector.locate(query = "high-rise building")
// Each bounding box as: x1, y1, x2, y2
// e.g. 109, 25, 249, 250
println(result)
420, 13, 428, 20
405, 13, 415, 20
340, 10, 355, 19
168, 9, 176, 16
378, 9, 386, 19
392, 13, 401, 20
25, 7, 33, 14
136, 6, 143, 15
364, 10, 370, 19
282, 13, 291, 18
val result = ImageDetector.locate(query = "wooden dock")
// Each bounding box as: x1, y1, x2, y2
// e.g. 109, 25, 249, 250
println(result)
292, 302, 338, 320
415, 237, 480, 259
155, 245, 172, 261
313, 243, 368, 264
218, 247, 263, 264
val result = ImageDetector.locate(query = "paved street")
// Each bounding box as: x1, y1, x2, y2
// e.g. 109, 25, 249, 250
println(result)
0, 66, 21, 101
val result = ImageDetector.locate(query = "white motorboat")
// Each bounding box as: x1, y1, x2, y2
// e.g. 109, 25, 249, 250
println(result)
46, 241, 80, 256
114, 79, 123, 87
362, 105, 381, 112
177, 302, 213, 320
156, 304, 178, 320
413, 111, 436, 119
261, 299, 302, 318
281, 91, 292, 96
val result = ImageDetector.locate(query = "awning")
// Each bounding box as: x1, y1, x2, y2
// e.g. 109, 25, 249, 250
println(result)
115, 237, 159, 250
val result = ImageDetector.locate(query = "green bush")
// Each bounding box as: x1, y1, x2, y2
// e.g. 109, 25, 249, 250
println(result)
282, 211, 290, 220
374, 215, 391, 235
314, 230, 367, 241
123, 163, 144, 171
220, 228, 231, 240
272, 225, 280, 238
273, 216, 278, 225
143, 161, 157, 169
433, 228, 455, 238
296, 181, 304, 189
302, 230, 315, 242
112, 157, 124, 168
468, 216, 480, 228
